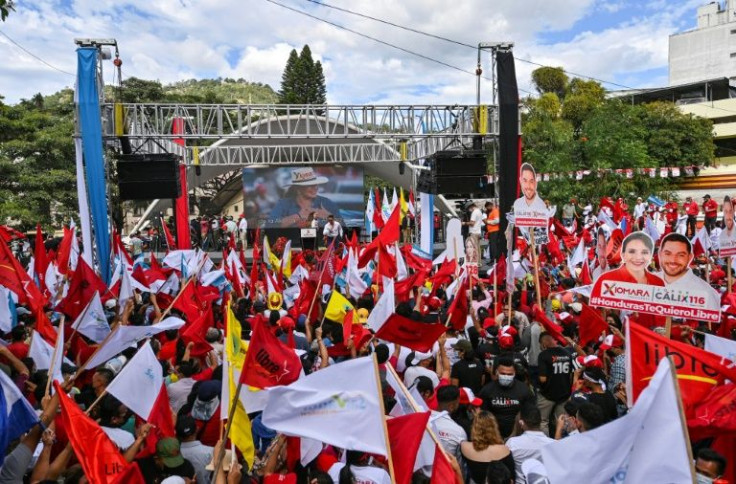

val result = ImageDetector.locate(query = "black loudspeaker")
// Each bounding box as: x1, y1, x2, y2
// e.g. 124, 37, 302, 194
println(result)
117, 154, 181, 200
429, 150, 487, 176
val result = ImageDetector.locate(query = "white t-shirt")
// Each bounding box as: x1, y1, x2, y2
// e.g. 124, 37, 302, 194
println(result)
430, 411, 467, 457
328, 464, 391, 484
469, 208, 484, 235
506, 431, 555, 484
323, 221, 343, 238
238, 218, 248, 233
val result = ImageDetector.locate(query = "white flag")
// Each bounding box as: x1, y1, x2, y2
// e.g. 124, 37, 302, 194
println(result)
541, 358, 693, 484
395, 243, 408, 281
261, 357, 387, 457
704, 333, 736, 364
84, 317, 185, 369
28, 330, 73, 371
366, 188, 376, 233
366, 277, 395, 333
567, 239, 586, 276
117, 268, 134, 316
71, 291, 110, 343
0, 286, 14, 333
106, 341, 163, 420
346, 248, 368, 300
47, 323, 64, 385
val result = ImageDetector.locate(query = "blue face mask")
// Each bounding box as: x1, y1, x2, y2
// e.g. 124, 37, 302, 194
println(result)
498, 374, 515, 387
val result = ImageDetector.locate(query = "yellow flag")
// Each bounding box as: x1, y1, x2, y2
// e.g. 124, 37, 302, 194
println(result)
324, 290, 354, 324
400, 187, 408, 224
263, 235, 280, 270
224, 303, 255, 468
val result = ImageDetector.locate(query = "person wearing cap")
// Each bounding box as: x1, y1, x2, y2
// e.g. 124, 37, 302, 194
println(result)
633, 197, 647, 220
137, 437, 196, 483
703, 194, 718, 233
478, 355, 534, 439
450, 339, 485, 394
177, 415, 214, 484
403, 350, 439, 389
575, 367, 617, 423
188, 380, 222, 447
683, 196, 699, 237
460, 410, 516, 484
453, 387, 483, 436
269, 167, 340, 228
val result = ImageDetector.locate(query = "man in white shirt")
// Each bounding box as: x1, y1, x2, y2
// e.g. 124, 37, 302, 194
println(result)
656, 233, 720, 313
513, 163, 548, 225
506, 405, 554, 484
633, 197, 647, 220
430, 386, 467, 458
322, 214, 343, 248
237, 216, 248, 247
465, 202, 484, 252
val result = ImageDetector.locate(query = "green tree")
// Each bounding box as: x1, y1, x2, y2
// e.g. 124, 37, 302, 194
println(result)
278, 45, 327, 104
0, 0, 14, 21
531, 66, 568, 98
523, 67, 714, 208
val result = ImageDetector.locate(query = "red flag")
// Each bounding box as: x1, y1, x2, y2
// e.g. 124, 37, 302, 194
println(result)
687, 383, 736, 440
0, 237, 46, 312
56, 225, 74, 276
400, 245, 433, 272
628, 322, 736, 410
54, 381, 130, 483
359, 205, 400, 267
579, 260, 593, 285
138, 387, 177, 458
373, 188, 385, 230
34, 223, 48, 286
170, 283, 203, 322
110, 462, 145, 484
374, 314, 448, 353
57, 258, 108, 320
387, 412, 431, 484
294, 279, 319, 322
180, 310, 215, 358
430, 444, 460, 484
112, 229, 133, 267
241, 317, 302, 388
376, 242, 397, 279
0, 225, 25, 242
532, 305, 568, 346
578, 303, 608, 347
161, 217, 177, 250
429, 258, 457, 289
447, 276, 469, 331
395, 269, 429, 303
342, 309, 355, 345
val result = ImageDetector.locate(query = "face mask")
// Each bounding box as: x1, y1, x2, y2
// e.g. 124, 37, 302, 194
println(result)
696, 474, 714, 484
498, 374, 515, 387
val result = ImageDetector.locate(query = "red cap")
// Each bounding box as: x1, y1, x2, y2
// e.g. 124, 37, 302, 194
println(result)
498, 334, 514, 350
599, 334, 624, 350
459, 387, 482, 407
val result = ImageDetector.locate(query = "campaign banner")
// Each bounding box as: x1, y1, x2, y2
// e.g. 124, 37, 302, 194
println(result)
720, 196, 736, 256
590, 280, 720, 322
513, 162, 549, 228
242, 165, 364, 229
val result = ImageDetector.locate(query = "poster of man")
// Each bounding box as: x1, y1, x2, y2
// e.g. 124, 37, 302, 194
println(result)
719, 195, 736, 257
513, 162, 549, 227
656, 233, 720, 313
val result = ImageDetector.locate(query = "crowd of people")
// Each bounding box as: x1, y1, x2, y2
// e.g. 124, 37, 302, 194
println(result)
0, 190, 733, 484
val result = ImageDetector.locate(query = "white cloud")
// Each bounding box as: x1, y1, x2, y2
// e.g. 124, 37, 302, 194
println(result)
0, 0, 703, 105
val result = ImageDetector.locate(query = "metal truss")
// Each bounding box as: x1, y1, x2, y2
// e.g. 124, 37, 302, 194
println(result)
191, 142, 401, 165
98, 103, 498, 140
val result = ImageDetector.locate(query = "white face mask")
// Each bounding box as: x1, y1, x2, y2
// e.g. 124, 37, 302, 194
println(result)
498, 374, 515, 387
696, 474, 714, 484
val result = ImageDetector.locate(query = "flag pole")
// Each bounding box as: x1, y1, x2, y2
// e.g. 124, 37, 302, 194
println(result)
158, 255, 207, 321
385, 363, 452, 461
44, 318, 64, 397
666, 356, 697, 483
371, 353, 396, 484
664, 316, 673, 339
529, 230, 543, 309
213, 377, 245, 482
729, 256, 733, 293
72, 325, 118, 379
305, 239, 335, 325
493, 262, 498, 317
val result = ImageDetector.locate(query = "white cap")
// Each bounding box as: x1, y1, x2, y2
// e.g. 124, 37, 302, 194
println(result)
410, 351, 433, 366
104, 299, 117, 309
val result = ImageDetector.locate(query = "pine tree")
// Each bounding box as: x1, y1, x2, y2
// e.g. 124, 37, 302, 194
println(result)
278, 45, 327, 105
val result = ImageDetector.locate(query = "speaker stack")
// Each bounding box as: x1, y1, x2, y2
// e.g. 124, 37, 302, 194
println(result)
416, 150, 493, 197
117, 153, 182, 200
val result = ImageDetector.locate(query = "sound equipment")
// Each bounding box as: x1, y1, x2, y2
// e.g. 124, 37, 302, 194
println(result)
496, 50, 521, 246
117, 153, 181, 200
416, 150, 493, 197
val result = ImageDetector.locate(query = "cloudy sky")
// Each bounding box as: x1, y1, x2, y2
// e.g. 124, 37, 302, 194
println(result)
0, 0, 708, 105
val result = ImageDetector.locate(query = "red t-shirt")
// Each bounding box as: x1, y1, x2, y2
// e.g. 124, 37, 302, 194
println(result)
6, 341, 29, 360
704, 199, 718, 218
684, 201, 699, 216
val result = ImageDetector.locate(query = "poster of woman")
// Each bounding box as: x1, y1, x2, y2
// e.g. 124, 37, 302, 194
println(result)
591, 231, 664, 288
